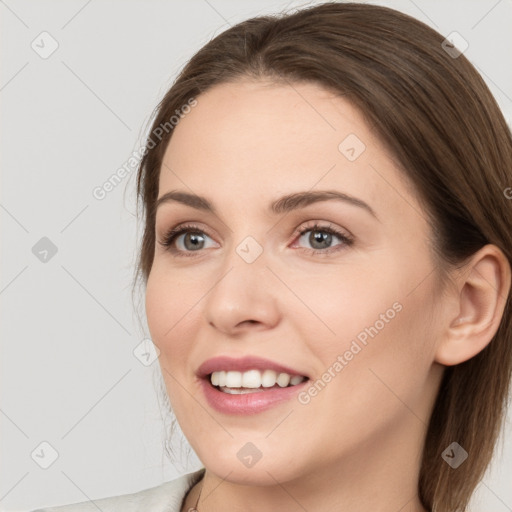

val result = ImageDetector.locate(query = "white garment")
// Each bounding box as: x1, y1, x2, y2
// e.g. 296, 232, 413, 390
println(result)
31, 468, 205, 512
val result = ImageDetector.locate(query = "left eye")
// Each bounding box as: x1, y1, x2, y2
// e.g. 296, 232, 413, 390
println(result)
293, 224, 353, 253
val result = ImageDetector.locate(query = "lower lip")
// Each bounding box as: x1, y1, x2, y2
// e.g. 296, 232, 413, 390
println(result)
199, 377, 309, 415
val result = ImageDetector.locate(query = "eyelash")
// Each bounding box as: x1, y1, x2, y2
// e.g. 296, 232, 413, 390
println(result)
158, 221, 354, 258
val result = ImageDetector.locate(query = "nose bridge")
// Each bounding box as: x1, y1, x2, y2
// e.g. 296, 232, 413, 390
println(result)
217, 230, 270, 286
201, 233, 279, 332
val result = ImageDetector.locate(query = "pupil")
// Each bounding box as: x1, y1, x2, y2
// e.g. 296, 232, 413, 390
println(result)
185, 232, 204, 250
310, 231, 331, 249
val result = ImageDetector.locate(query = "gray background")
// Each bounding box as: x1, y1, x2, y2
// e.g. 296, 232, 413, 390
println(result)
1, 0, 511, 510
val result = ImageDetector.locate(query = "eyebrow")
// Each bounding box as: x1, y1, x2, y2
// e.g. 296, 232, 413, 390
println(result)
155, 190, 378, 219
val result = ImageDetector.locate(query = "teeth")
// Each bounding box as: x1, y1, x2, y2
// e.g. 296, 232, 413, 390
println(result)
225, 370, 242, 388
261, 369, 278, 388
277, 373, 290, 387
242, 369, 262, 388
209, 370, 306, 390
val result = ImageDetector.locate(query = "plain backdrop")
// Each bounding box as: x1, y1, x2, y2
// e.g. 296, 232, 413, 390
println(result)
1, 0, 511, 510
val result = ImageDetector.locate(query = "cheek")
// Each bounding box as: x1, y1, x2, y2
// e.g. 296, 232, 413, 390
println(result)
145, 266, 202, 367
306, 261, 436, 394
284, 263, 398, 351
300, 297, 436, 457
145, 271, 203, 417
337, 285, 437, 414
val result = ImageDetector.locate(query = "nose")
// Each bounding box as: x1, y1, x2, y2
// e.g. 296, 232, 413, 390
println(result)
201, 242, 281, 336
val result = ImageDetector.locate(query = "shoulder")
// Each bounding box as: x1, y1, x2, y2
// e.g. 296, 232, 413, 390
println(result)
30, 468, 205, 512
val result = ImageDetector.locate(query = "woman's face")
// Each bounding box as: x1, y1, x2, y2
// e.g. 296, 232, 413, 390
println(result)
145, 80, 447, 485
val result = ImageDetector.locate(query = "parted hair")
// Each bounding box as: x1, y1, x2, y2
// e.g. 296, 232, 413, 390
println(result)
133, 3, 512, 510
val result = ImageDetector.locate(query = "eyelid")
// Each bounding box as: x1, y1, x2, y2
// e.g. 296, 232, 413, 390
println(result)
158, 222, 218, 252
158, 220, 354, 256
291, 220, 353, 242
290, 221, 354, 255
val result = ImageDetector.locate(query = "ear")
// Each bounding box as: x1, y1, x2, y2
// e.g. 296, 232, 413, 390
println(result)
435, 244, 511, 366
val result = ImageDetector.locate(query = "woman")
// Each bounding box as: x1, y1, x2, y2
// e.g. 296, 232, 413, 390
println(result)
34, 2, 512, 511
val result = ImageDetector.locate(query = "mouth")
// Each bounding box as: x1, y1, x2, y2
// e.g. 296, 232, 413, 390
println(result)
196, 355, 311, 414
199, 368, 310, 415
208, 369, 309, 394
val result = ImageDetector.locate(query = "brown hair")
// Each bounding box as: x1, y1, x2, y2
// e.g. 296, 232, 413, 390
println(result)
132, 2, 512, 510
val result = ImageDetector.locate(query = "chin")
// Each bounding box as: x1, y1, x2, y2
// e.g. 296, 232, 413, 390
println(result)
189, 435, 311, 486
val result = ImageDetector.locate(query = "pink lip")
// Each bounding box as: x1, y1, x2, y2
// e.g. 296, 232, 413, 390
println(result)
199, 377, 309, 415
196, 355, 309, 379
196, 355, 310, 415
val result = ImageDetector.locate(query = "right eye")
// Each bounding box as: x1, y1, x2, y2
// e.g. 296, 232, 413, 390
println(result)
158, 223, 218, 257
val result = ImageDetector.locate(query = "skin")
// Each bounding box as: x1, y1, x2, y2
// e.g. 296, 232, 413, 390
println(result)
145, 79, 511, 512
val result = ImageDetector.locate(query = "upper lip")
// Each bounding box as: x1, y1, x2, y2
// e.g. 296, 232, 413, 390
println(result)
197, 356, 310, 379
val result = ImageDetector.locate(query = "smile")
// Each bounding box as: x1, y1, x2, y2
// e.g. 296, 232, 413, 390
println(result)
210, 369, 307, 394
200, 371, 310, 415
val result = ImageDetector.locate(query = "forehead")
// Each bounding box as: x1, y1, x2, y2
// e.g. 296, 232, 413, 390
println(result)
158, 80, 421, 224
163, 80, 372, 169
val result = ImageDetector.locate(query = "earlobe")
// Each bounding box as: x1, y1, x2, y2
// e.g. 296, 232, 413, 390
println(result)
434, 244, 511, 367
